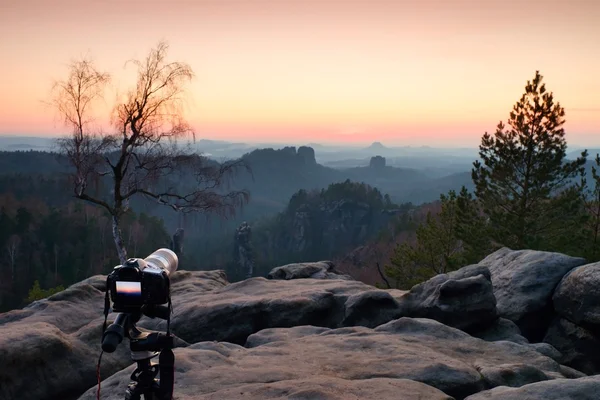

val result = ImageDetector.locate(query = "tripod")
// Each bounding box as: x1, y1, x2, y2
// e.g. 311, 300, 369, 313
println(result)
102, 307, 175, 400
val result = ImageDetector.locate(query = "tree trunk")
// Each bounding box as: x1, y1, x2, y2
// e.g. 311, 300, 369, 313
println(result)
10, 254, 15, 284
112, 214, 128, 264
7, 236, 20, 285
127, 224, 133, 250
376, 262, 392, 289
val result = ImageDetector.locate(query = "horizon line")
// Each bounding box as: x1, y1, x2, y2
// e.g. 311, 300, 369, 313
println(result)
2, 133, 600, 150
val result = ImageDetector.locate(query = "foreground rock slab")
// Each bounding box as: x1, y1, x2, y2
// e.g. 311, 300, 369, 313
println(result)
158, 277, 379, 344
465, 375, 600, 400
479, 248, 585, 341
0, 270, 226, 400
160, 262, 498, 345
86, 374, 454, 400
0, 320, 131, 400
80, 318, 577, 400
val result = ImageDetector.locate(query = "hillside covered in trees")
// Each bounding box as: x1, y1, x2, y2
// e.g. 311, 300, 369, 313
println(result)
221, 180, 414, 280
0, 171, 423, 310
0, 196, 170, 311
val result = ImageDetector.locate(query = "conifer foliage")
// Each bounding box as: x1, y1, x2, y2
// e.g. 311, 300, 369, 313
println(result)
472, 71, 587, 249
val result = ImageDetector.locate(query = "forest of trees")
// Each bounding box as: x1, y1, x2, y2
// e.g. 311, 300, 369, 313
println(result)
184, 179, 409, 281
0, 195, 170, 311
286, 179, 397, 213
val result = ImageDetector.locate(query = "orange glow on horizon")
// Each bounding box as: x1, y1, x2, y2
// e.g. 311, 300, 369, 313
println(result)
1, 0, 599, 147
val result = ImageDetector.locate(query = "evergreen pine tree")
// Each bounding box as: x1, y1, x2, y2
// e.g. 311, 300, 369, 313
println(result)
472, 71, 587, 249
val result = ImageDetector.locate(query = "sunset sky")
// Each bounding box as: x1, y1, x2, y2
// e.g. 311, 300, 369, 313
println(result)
1, 0, 599, 147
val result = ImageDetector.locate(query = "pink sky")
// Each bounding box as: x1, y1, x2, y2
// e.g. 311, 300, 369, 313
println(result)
1, 0, 599, 147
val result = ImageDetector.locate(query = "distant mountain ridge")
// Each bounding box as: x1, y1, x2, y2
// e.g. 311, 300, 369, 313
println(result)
0, 136, 59, 152
0, 135, 482, 159
365, 141, 387, 151
0, 145, 473, 211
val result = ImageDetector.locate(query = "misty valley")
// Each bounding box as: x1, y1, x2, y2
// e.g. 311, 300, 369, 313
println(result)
0, 141, 473, 309
0, 133, 598, 312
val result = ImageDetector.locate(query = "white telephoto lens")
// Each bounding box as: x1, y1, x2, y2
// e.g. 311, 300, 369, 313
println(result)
144, 248, 178, 276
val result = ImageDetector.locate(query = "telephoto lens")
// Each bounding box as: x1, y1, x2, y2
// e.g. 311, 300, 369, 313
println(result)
144, 248, 178, 277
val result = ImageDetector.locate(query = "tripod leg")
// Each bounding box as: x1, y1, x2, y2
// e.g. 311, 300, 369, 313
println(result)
126, 360, 159, 400
159, 347, 175, 400
124, 382, 141, 400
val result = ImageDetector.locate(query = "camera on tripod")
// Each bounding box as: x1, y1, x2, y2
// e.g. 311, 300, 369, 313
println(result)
99, 248, 178, 400
108, 249, 177, 312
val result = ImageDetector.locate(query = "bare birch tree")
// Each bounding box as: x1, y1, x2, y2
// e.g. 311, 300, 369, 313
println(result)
51, 41, 249, 263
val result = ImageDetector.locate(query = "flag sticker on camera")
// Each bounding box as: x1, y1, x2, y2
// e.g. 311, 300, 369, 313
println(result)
115, 281, 142, 297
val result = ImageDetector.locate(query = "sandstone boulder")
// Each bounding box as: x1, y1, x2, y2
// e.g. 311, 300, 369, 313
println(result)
0, 321, 124, 400
553, 261, 600, 327
394, 264, 497, 332
472, 318, 529, 345
342, 289, 404, 328
156, 277, 375, 345
2, 263, 498, 400
543, 317, 600, 375
465, 375, 600, 400
529, 343, 563, 362
80, 318, 574, 400
479, 248, 585, 341
85, 373, 454, 400
265, 262, 497, 334
267, 261, 353, 280
3, 255, 585, 400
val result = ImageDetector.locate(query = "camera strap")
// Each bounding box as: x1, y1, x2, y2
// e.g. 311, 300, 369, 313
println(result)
160, 282, 175, 400
102, 276, 111, 337
97, 276, 111, 400
166, 288, 172, 336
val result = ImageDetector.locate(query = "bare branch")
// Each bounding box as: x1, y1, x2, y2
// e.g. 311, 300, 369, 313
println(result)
113, 40, 194, 147
376, 262, 392, 289
49, 57, 110, 139
75, 192, 113, 215
50, 41, 250, 262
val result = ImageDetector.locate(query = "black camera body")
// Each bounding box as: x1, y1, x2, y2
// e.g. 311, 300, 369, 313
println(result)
100, 248, 179, 400
107, 249, 178, 313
